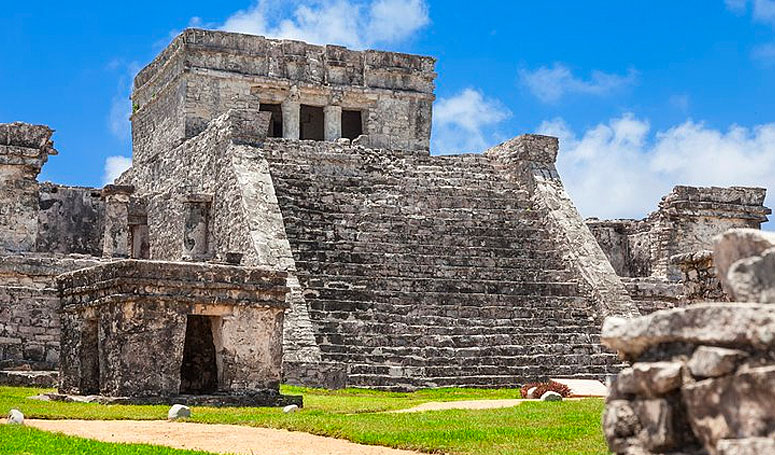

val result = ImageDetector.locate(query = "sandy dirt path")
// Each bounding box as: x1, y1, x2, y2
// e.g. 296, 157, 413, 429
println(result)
26, 419, 425, 455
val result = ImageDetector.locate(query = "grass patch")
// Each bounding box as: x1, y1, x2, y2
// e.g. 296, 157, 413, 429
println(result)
1, 386, 608, 455
0, 425, 213, 455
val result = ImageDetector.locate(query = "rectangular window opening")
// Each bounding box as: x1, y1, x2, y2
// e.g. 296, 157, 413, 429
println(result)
300, 105, 325, 141
341, 110, 363, 140
259, 103, 284, 138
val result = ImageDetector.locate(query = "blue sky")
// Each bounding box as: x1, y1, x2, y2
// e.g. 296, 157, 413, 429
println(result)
2, 1, 775, 221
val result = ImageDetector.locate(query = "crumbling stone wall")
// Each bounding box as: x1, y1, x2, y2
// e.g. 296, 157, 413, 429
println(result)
588, 186, 770, 312
131, 29, 435, 163
602, 229, 775, 455
57, 260, 296, 406
37, 183, 104, 256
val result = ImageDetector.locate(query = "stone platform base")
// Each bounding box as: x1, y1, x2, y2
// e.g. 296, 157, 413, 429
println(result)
0, 370, 58, 387
38, 390, 302, 408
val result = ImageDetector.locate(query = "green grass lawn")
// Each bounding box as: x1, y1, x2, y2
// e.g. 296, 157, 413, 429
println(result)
0, 386, 608, 455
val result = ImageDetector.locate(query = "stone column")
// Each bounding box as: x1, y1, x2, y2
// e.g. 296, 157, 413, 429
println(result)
101, 185, 133, 259
324, 105, 342, 141
281, 100, 300, 140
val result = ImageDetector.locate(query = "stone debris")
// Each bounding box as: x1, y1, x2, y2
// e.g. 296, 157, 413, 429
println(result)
602, 228, 775, 455
168, 404, 191, 420
283, 404, 299, 414
540, 391, 562, 402
7, 409, 24, 425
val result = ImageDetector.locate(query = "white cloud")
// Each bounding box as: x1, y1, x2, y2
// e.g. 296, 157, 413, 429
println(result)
432, 88, 511, 154
107, 60, 141, 142
520, 64, 637, 103
103, 156, 132, 185
752, 42, 775, 64
219, 0, 429, 49
726, 0, 775, 24
542, 114, 775, 221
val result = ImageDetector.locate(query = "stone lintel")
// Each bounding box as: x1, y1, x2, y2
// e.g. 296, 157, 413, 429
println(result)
102, 184, 135, 197
184, 193, 214, 204
659, 185, 771, 222
0, 123, 58, 172
57, 260, 290, 309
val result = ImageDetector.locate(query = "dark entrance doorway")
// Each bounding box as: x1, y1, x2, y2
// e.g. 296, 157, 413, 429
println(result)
179, 315, 219, 394
341, 110, 363, 139
300, 105, 325, 140
259, 103, 284, 138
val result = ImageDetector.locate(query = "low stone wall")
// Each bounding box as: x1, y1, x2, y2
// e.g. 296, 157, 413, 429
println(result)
602, 229, 775, 455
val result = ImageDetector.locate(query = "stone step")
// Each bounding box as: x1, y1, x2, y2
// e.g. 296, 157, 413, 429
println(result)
294, 251, 568, 270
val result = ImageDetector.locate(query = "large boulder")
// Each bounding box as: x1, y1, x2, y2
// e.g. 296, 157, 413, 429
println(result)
714, 229, 775, 302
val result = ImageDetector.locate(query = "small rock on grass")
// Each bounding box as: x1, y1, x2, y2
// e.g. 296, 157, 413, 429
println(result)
168, 404, 191, 420
283, 404, 299, 413
541, 391, 563, 402
8, 409, 24, 425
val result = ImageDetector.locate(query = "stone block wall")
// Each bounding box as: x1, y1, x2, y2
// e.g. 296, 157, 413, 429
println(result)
131, 29, 436, 163
260, 134, 635, 389
0, 255, 101, 369
0, 123, 57, 253
588, 186, 770, 313
58, 260, 291, 404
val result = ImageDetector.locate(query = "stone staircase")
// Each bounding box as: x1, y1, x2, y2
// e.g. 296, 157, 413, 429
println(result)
263, 141, 619, 389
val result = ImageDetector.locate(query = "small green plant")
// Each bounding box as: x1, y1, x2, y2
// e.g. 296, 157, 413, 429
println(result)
132, 102, 140, 114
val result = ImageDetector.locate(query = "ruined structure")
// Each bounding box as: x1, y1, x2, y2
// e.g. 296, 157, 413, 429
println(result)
57, 260, 298, 406
588, 186, 770, 313
602, 229, 775, 455
0, 28, 770, 393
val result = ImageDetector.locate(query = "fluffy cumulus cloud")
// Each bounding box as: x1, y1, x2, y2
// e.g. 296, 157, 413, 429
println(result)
220, 0, 429, 49
542, 114, 775, 221
103, 155, 132, 185
432, 88, 512, 154
519, 64, 637, 103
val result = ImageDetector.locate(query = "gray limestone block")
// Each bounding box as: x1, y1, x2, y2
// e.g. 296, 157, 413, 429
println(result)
631, 399, 678, 453
682, 365, 775, 453
602, 304, 775, 359
603, 400, 642, 453
7, 409, 24, 425
688, 346, 748, 379
727, 247, 775, 303
615, 362, 683, 397
714, 228, 775, 298
167, 404, 191, 420
540, 391, 562, 401
717, 437, 775, 455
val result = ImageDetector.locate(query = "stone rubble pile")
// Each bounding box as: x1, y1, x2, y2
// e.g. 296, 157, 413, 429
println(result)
602, 228, 775, 455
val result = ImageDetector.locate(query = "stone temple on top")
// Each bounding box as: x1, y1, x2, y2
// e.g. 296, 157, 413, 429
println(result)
0, 29, 769, 398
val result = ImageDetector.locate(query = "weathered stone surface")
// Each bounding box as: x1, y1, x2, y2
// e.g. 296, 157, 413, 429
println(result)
717, 437, 775, 455
540, 391, 562, 401
167, 404, 191, 420
614, 362, 683, 397
632, 399, 679, 452
726, 247, 775, 303
603, 400, 642, 453
602, 303, 775, 359
714, 228, 775, 299
57, 260, 293, 406
682, 365, 775, 453
588, 187, 770, 312
687, 346, 748, 378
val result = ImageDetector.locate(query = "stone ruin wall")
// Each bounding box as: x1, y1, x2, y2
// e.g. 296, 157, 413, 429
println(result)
0, 123, 106, 369
131, 28, 435, 165
602, 229, 775, 455
588, 185, 770, 313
